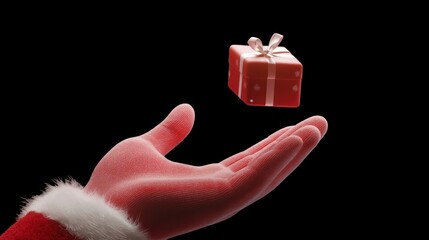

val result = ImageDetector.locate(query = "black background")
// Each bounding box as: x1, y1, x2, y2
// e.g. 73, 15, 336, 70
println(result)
1, 3, 424, 239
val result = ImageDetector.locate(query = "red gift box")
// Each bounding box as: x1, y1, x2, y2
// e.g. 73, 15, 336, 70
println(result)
228, 33, 303, 108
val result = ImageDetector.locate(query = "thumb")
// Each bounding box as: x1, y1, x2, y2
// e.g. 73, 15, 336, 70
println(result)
141, 103, 195, 155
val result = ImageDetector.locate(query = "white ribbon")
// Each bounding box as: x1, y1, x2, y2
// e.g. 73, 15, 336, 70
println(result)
247, 33, 284, 56
238, 33, 288, 106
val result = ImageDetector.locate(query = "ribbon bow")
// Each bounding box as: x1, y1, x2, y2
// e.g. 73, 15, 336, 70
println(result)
248, 33, 284, 56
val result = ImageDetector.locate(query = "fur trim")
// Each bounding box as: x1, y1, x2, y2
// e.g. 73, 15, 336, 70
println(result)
19, 179, 147, 240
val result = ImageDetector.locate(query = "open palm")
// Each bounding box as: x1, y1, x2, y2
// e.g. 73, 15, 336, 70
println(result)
84, 103, 328, 240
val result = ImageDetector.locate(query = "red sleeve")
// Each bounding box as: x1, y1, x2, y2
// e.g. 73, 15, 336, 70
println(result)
1, 211, 81, 240
0, 180, 146, 240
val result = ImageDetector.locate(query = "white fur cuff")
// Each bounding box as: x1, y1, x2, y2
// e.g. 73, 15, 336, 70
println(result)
19, 179, 147, 240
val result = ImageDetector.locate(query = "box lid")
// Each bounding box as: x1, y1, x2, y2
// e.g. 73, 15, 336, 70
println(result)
229, 45, 302, 79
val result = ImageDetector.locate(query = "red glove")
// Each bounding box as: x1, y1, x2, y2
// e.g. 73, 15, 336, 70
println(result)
1, 103, 327, 240
84, 103, 328, 239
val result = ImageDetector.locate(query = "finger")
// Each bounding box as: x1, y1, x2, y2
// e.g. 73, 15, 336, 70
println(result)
286, 115, 328, 138
221, 126, 292, 167
227, 135, 303, 206
258, 125, 323, 199
227, 127, 299, 173
141, 103, 195, 155
221, 115, 327, 167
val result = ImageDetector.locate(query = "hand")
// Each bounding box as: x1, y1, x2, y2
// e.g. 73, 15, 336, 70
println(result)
84, 103, 328, 239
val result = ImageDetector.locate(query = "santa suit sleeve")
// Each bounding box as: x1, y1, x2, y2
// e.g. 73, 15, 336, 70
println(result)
0, 180, 148, 240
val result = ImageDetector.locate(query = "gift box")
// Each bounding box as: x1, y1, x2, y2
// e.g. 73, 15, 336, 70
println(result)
228, 33, 303, 108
